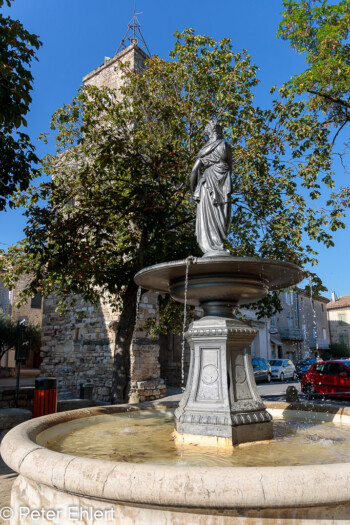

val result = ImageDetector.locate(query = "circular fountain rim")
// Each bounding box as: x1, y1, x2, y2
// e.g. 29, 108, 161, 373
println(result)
2, 401, 350, 510
134, 256, 306, 295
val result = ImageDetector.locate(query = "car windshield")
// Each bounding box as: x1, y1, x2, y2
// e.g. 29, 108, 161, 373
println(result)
269, 360, 283, 366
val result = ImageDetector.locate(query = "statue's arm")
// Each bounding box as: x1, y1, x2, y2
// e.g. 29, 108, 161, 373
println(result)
190, 159, 203, 196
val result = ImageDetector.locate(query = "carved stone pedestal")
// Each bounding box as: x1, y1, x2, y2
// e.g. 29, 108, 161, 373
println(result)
174, 316, 273, 445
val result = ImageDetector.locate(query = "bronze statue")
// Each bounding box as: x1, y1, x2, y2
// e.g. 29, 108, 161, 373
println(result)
190, 121, 233, 256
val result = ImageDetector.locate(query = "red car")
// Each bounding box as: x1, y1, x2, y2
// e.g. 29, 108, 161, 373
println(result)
301, 360, 350, 398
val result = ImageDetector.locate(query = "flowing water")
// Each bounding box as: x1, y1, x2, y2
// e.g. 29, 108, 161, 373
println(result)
181, 256, 196, 390
45, 409, 350, 467
132, 286, 142, 343
309, 275, 319, 355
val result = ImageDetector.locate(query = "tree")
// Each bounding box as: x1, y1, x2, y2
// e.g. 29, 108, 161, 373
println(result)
0, 313, 41, 363
1, 29, 349, 402
321, 341, 350, 360
278, 0, 350, 142
0, 0, 41, 210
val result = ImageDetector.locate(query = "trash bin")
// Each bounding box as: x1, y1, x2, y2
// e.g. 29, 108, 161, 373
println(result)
33, 377, 57, 417
80, 382, 94, 400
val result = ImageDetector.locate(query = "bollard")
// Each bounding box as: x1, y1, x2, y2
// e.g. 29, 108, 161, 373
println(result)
286, 385, 299, 403
33, 377, 57, 417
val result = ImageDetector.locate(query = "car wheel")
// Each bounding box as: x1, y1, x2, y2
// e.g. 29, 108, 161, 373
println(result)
267, 372, 272, 383
293, 371, 298, 381
280, 372, 284, 381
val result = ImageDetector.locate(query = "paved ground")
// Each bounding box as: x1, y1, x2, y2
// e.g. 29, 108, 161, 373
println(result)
0, 369, 40, 389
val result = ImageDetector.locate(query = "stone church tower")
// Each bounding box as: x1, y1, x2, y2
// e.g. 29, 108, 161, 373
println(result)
40, 19, 169, 402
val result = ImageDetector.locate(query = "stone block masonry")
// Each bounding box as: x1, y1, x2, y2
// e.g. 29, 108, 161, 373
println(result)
41, 291, 166, 403
0, 387, 34, 411
129, 292, 166, 403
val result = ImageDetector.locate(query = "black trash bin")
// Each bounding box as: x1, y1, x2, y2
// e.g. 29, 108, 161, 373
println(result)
80, 382, 94, 400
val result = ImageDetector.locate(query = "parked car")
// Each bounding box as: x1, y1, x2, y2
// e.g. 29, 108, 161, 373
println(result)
295, 358, 319, 379
301, 360, 350, 398
268, 359, 298, 381
252, 358, 271, 383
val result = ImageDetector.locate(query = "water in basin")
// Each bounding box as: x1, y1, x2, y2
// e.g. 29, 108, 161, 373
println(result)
44, 409, 350, 467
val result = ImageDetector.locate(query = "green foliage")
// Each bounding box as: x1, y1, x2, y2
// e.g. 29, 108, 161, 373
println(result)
1, 29, 349, 322
278, 0, 350, 136
145, 295, 195, 337
0, 0, 42, 209
321, 341, 350, 359
0, 313, 41, 361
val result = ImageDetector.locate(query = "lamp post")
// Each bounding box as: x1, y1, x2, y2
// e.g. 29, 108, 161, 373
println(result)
14, 319, 30, 408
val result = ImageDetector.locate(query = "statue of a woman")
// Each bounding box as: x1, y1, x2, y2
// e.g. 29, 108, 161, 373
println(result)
190, 121, 233, 256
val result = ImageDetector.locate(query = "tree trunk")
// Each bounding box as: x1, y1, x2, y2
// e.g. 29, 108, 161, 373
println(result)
111, 278, 139, 404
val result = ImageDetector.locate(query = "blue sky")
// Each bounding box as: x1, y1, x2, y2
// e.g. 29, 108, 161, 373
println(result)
1, 0, 349, 298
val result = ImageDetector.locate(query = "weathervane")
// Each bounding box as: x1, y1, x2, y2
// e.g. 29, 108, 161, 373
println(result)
116, 2, 151, 56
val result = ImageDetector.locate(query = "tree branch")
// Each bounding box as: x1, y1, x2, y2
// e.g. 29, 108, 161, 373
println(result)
307, 90, 350, 110
331, 119, 348, 147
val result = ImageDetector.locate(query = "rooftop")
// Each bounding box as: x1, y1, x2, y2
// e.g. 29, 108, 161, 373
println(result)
327, 295, 350, 310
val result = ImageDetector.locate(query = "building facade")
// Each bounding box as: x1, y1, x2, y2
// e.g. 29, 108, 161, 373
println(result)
270, 290, 330, 361
327, 294, 350, 349
0, 273, 43, 369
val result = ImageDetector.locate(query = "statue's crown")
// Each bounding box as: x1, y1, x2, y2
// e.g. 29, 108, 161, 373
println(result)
205, 119, 222, 136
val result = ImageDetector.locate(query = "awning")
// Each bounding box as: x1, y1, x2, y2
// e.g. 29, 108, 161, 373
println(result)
270, 336, 283, 346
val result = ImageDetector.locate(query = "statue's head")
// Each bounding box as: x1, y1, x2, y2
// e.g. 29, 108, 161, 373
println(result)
204, 120, 223, 138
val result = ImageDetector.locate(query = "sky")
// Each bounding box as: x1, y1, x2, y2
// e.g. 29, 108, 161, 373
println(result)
0, 0, 349, 299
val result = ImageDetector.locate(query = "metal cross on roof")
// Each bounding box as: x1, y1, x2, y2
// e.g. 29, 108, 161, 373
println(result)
116, 2, 151, 57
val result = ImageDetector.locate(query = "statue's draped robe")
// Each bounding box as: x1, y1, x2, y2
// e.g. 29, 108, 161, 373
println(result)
193, 139, 232, 254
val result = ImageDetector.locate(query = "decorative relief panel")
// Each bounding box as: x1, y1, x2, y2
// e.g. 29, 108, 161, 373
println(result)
196, 348, 221, 401
232, 352, 251, 401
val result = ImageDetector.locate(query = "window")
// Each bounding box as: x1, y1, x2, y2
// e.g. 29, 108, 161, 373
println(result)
321, 304, 324, 312
339, 313, 346, 325
340, 334, 349, 346
323, 363, 346, 376
322, 328, 327, 340
284, 292, 294, 305
302, 324, 306, 338
30, 293, 42, 309
315, 363, 325, 373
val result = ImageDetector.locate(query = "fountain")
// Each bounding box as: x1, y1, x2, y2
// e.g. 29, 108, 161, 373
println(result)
2, 120, 350, 523
135, 119, 304, 446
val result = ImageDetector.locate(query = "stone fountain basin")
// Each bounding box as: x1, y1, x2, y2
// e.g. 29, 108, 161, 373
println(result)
134, 256, 306, 307
2, 402, 350, 524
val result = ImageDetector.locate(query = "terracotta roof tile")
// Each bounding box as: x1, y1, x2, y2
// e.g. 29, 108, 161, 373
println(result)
327, 295, 350, 309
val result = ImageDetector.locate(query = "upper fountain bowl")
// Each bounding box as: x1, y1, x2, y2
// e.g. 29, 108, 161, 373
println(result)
134, 255, 306, 317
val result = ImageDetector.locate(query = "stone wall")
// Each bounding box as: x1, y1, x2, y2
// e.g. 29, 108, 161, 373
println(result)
129, 292, 165, 402
83, 44, 147, 93
41, 294, 117, 401
41, 291, 166, 402
0, 275, 10, 315
0, 386, 34, 410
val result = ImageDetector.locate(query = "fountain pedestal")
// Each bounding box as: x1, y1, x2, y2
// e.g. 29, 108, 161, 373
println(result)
135, 255, 305, 446
174, 316, 273, 445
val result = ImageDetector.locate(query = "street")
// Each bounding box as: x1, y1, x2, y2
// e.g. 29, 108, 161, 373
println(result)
257, 379, 300, 398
